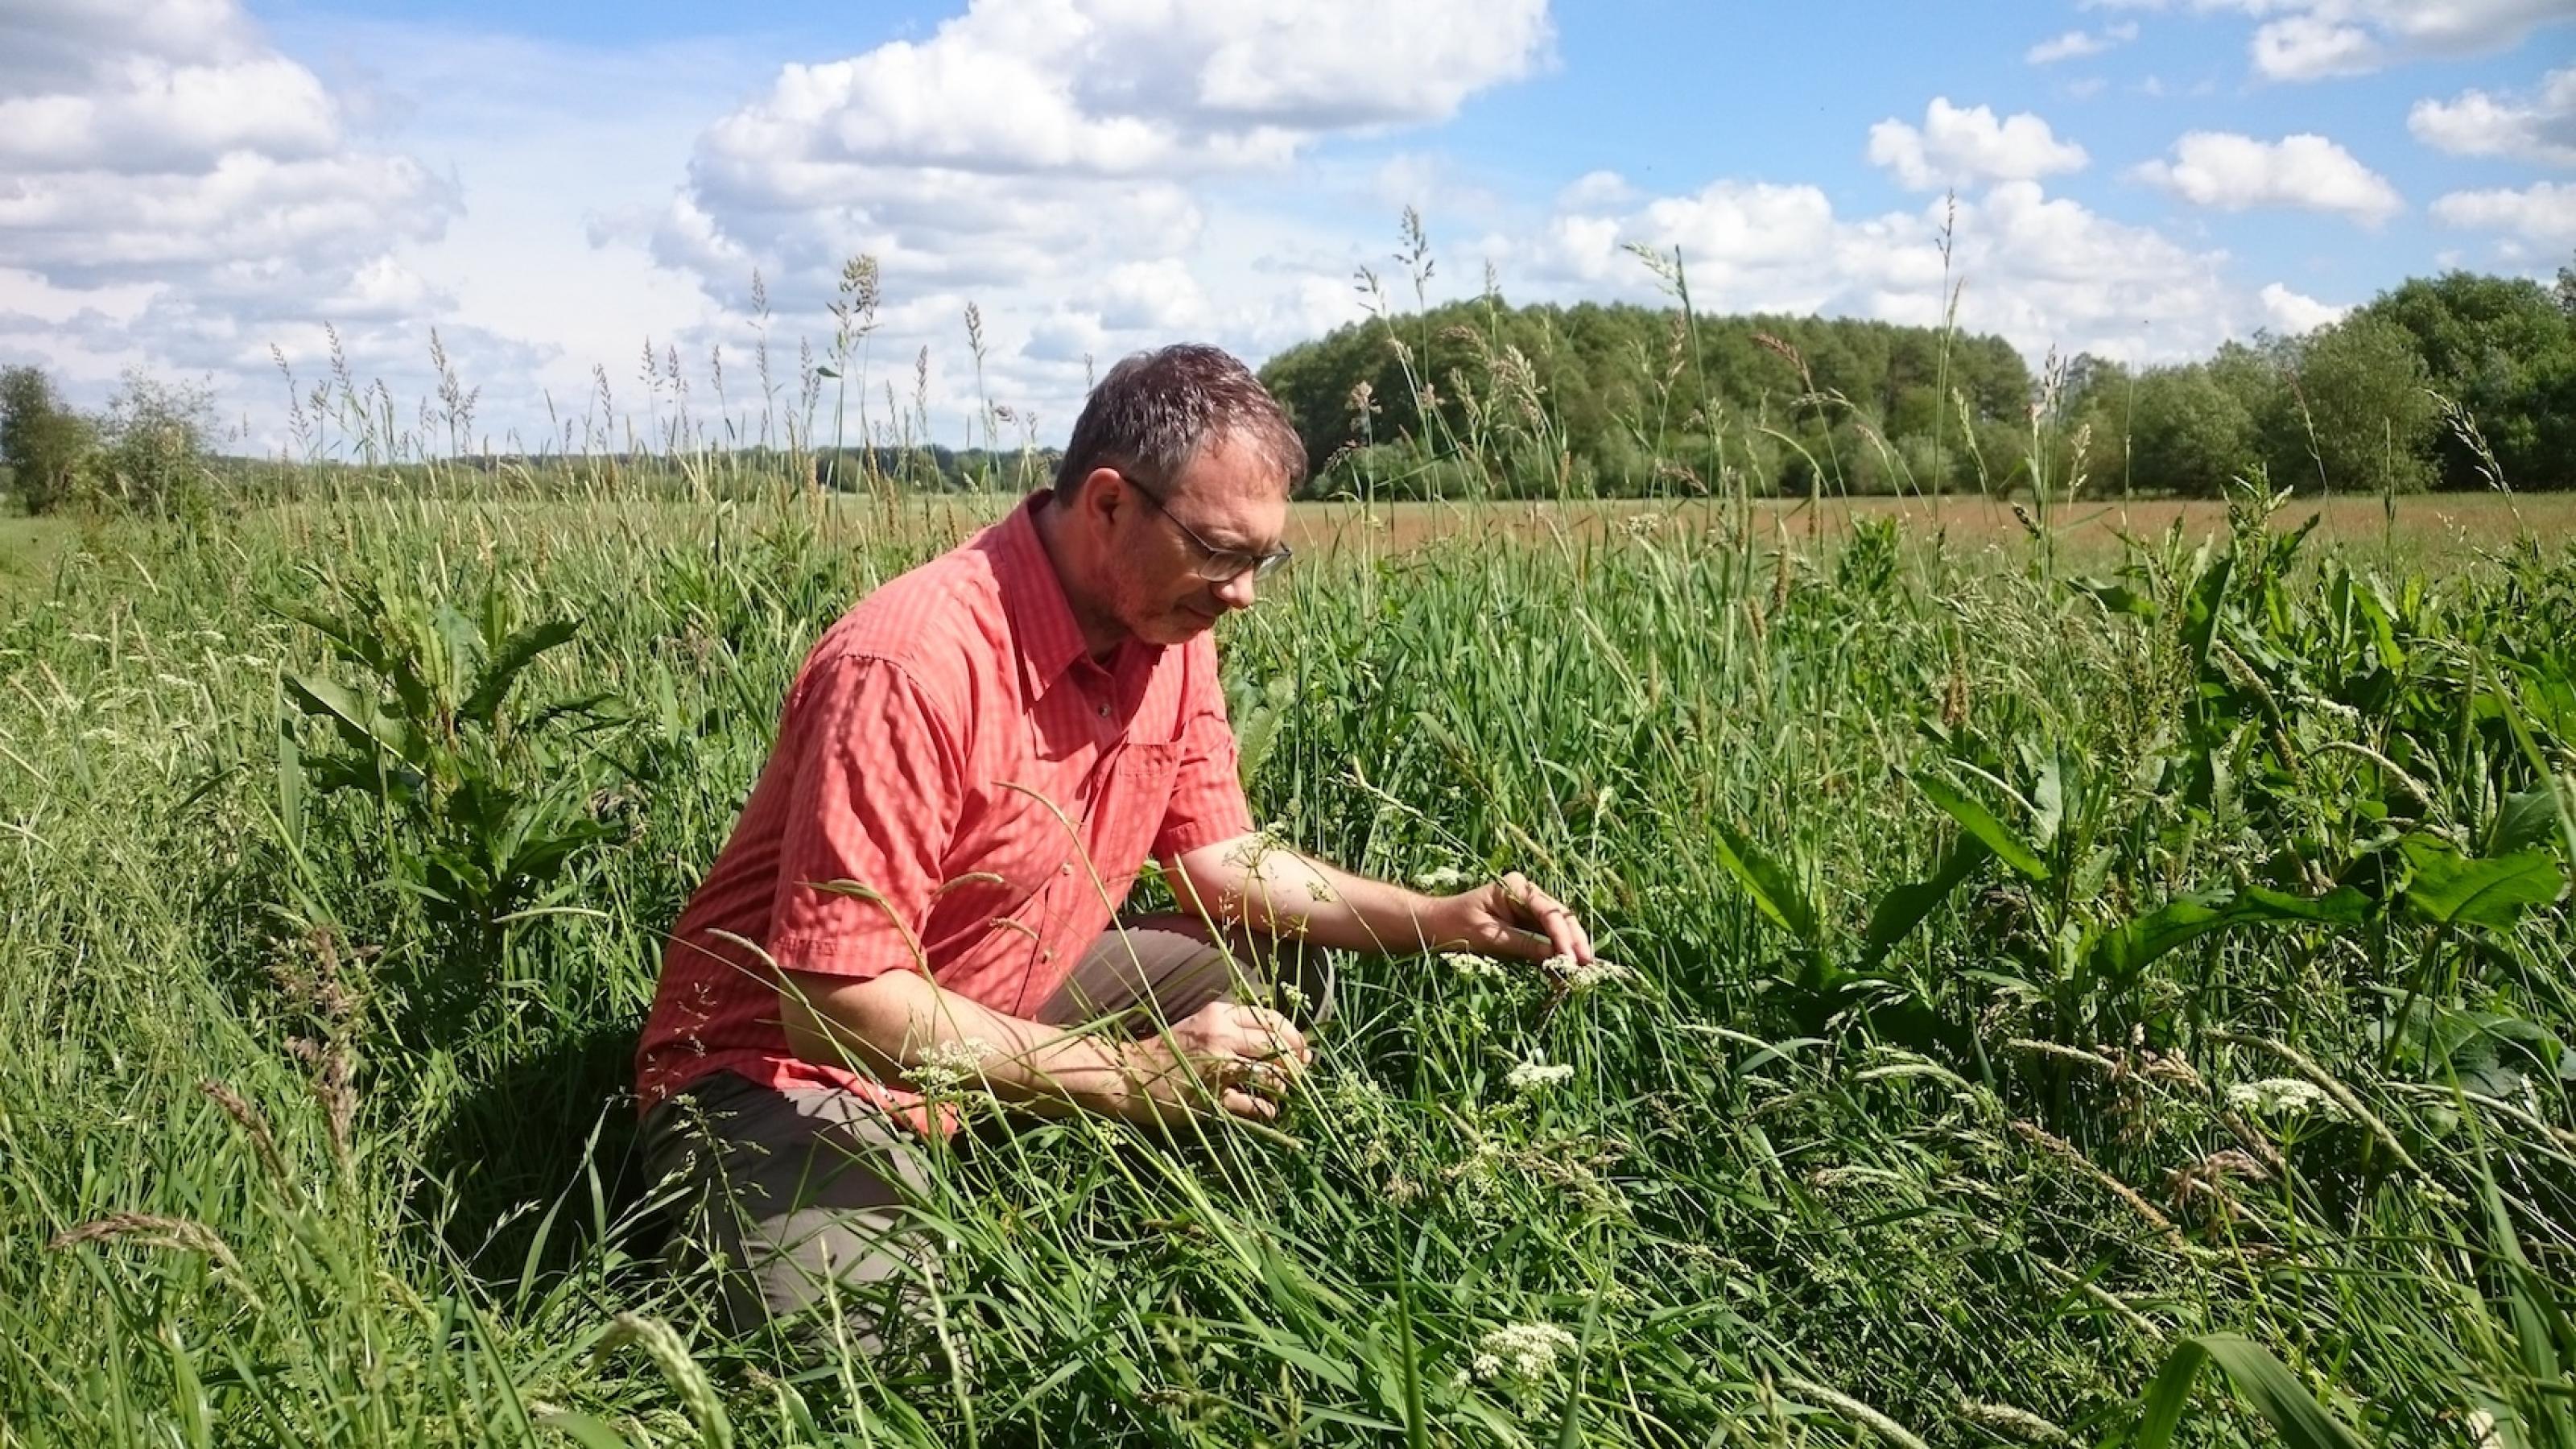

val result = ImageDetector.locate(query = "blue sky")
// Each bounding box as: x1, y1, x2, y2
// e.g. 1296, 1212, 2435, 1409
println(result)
3, 0, 2571, 451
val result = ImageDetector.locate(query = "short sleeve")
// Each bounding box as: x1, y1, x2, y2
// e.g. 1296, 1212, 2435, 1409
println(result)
767, 654, 961, 979
1153, 635, 1257, 861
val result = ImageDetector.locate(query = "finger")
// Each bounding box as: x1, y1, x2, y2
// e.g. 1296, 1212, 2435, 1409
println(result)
1510, 876, 1590, 963
1241, 1058, 1298, 1100
1221, 1087, 1278, 1121
1197, 1051, 1254, 1089
1249, 1055, 1307, 1092
1214, 1005, 1303, 1062
1245, 1008, 1307, 1063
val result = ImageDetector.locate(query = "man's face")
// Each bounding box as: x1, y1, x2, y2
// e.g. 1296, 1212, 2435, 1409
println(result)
1103, 430, 1289, 646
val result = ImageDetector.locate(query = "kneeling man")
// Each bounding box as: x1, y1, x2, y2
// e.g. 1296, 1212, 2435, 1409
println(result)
634, 344, 1593, 1346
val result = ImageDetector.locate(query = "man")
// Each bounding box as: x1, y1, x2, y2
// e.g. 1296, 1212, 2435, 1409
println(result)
635, 343, 1595, 1348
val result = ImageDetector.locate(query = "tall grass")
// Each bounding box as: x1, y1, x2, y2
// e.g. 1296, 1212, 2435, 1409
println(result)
1, 259, 2571, 1446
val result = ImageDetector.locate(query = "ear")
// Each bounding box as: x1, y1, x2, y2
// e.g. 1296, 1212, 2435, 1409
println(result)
1075, 466, 1126, 525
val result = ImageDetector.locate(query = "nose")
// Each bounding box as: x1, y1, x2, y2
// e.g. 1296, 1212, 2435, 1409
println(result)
1212, 568, 1259, 612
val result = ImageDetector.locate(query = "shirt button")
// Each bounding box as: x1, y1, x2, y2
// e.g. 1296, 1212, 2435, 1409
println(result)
1059, 862, 1074, 876
1096, 704, 1109, 718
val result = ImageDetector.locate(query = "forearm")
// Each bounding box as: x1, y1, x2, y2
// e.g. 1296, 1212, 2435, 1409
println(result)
778, 967, 1135, 1117
1168, 835, 1459, 956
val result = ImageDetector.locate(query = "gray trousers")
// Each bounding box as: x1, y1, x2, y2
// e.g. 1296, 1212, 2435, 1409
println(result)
639, 914, 1332, 1350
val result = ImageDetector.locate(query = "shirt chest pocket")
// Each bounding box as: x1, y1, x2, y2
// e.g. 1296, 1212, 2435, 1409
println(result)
1097, 739, 1182, 875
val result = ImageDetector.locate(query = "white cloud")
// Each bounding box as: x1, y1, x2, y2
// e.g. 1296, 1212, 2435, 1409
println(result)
1531, 175, 2238, 365
2132, 131, 2404, 224
2432, 181, 2576, 246
1867, 98, 2091, 191
2248, 14, 2380, 80
0, 0, 460, 415
2258, 282, 2348, 332
2409, 65, 2576, 166
1555, 170, 1638, 208
648, 0, 1554, 438
2083, 0, 2576, 80
2028, 22, 2140, 64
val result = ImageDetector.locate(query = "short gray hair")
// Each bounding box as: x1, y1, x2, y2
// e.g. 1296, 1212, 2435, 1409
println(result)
1051, 344, 1307, 500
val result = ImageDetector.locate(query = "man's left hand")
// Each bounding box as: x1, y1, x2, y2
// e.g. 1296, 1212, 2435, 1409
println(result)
1431, 871, 1594, 967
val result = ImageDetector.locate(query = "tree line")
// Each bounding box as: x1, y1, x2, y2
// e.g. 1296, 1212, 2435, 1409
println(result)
1257, 258, 2576, 499
0, 368, 229, 518
6, 257, 2572, 515
0, 365, 1061, 514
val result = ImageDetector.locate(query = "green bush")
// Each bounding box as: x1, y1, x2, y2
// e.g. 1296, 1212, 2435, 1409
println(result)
0, 365, 94, 516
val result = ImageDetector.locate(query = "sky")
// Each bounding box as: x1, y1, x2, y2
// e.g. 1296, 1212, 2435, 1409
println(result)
2, 0, 2572, 453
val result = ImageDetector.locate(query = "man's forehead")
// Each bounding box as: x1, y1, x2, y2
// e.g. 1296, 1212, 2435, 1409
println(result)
1166, 434, 1290, 547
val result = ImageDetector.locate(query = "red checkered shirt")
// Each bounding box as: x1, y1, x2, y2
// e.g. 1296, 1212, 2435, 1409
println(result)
634, 492, 1257, 1127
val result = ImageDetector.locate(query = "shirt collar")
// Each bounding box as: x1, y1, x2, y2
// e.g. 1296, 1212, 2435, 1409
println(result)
991, 490, 1098, 700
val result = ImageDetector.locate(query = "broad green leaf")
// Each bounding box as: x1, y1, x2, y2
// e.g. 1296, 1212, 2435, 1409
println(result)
266, 598, 361, 657
2183, 552, 2233, 683
2029, 750, 2065, 848
2358, 577, 2405, 669
1711, 819, 1821, 945
2136, 1335, 2368, 1449
2132, 1337, 2207, 1449
275, 717, 303, 854
1913, 774, 2050, 881
1233, 699, 1283, 790
2071, 577, 2159, 620
1859, 837, 1992, 969
284, 673, 411, 762
2196, 1335, 2372, 1449
2091, 886, 2368, 987
2485, 787, 2560, 859
463, 618, 581, 727
2400, 837, 2566, 930
2491, 678, 2576, 871
535, 1410, 634, 1449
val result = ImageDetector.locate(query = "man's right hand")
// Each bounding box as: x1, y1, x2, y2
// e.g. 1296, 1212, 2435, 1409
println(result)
1114, 1001, 1311, 1125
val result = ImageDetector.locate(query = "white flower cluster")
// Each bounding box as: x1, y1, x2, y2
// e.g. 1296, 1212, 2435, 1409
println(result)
1443, 951, 1512, 981
1414, 865, 1473, 892
910, 1037, 994, 1094
1505, 1056, 1575, 1093
1543, 952, 1632, 991
2225, 1077, 2347, 1121
1471, 1322, 1578, 1382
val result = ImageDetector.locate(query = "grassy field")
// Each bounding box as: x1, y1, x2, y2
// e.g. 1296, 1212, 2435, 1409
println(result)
0, 481, 2571, 1447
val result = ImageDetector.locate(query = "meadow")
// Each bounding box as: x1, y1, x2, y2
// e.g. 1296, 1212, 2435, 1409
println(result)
0, 457, 2571, 1447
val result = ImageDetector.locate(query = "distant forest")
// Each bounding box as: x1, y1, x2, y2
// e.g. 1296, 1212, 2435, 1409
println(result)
1257, 261, 2576, 498
7, 262, 2573, 516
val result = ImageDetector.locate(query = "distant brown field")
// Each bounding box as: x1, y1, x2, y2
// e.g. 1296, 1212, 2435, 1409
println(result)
1279, 492, 2575, 564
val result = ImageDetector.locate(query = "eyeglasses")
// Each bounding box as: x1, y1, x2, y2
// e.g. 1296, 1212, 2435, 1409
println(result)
1125, 477, 1294, 584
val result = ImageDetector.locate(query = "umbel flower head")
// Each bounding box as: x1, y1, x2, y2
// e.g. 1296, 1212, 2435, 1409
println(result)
1544, 952, 1632, 991
1471, 1322, 1578, 1382
1505, 1055, 1575, 1093
2225, 1077, 2346, 1121
1443, 951, 1513, 981
910, 1037, 994, 1094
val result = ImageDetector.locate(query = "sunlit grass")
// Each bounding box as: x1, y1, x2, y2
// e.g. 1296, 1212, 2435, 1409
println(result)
0, 471, 2569, 1445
